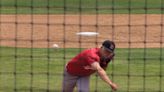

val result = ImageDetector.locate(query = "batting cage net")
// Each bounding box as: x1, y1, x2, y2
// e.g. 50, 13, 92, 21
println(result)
0, 0, 164, 92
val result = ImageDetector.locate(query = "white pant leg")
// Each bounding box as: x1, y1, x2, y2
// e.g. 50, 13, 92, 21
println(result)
77, 76, 90, 92
62, 69, 78, 92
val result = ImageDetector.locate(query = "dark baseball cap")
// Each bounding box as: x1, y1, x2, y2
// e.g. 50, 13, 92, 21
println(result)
102, 40, 115, 53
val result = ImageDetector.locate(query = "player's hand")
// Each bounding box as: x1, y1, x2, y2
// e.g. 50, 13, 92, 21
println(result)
110, 82, 118, 91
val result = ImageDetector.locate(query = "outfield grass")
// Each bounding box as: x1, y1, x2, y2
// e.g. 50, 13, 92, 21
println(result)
0, 0, 163, 14
0, 47, 164, 92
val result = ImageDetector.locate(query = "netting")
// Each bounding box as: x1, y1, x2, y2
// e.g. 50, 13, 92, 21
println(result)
0, 0, 164, 92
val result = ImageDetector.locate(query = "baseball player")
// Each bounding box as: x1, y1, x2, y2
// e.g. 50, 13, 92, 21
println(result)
62, 40, 118, 92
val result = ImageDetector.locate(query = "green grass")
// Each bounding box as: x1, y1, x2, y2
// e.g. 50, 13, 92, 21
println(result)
0, 47, 164, 92
0, 0, 163, 14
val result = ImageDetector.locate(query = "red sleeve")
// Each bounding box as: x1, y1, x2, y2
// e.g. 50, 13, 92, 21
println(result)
85, 54, 99, 65
80, 48, 100, 65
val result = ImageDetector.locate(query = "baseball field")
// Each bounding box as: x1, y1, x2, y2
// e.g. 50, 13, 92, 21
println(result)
0, 0, 164, 92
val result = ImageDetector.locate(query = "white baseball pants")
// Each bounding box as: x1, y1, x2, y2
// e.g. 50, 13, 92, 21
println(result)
62, 69, 90, 92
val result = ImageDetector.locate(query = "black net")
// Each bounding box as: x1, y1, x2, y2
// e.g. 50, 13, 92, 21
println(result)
0, 0, 164, 92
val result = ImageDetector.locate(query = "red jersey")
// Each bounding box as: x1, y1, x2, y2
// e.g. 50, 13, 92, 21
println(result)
66, 48, 101, 76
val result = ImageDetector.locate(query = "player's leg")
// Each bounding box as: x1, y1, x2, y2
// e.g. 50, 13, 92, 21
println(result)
77, 76, 90, 92
62, 69, 78, 92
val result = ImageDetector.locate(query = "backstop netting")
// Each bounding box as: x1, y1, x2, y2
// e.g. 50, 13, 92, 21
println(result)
0, 0, 164, 92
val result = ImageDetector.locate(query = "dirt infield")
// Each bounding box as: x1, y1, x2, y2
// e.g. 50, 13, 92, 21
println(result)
0, 14, 164, 48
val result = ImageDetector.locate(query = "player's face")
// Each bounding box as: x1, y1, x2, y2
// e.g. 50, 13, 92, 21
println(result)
101, 47, 113, 58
